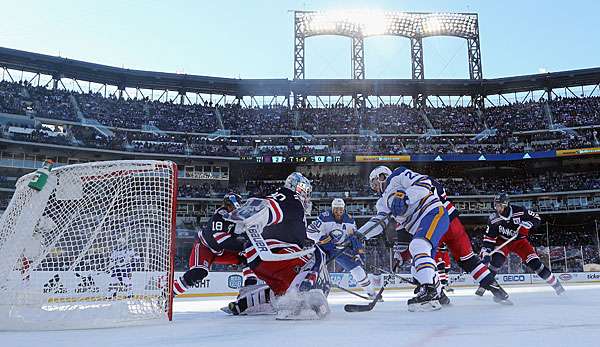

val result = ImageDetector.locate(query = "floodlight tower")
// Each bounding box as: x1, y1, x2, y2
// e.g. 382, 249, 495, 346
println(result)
293, 10, 483, 109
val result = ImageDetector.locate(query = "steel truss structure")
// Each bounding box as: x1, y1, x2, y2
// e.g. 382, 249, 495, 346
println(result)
293, 10, 482, 108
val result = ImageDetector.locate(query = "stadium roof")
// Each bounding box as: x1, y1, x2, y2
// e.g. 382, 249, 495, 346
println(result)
1, 47, 599, 97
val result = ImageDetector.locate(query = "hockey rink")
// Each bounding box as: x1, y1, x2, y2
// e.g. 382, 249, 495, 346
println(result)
3, 283, 600, 347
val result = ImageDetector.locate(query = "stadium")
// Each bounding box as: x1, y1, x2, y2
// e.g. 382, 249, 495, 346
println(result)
0, 3, 599, 346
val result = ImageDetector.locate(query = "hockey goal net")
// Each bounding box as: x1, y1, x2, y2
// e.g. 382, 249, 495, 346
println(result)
0, 160, 178, 330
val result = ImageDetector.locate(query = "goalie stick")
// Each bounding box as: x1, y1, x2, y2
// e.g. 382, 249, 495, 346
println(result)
343, 260, 400, 313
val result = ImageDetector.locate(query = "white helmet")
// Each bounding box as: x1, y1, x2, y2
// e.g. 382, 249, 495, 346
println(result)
331, 198, 345, 210
369, 166, 392, 193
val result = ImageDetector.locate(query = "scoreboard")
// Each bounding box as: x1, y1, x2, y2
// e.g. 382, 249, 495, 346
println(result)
240, 155, 343, 164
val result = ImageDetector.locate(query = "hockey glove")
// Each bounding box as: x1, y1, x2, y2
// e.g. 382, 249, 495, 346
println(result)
354, 249, 366, 266
479, 247, 492, 265
390, 191, 409, 216
517, 225, 531, 237
392, 242, 408, 266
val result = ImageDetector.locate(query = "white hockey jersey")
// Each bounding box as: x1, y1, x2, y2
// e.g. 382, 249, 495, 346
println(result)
307, 210, 357, 244
358, 166, 442, 238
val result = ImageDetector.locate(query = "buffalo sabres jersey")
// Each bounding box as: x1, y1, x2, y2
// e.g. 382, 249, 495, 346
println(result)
376, 166, 443, 236
484, 204, 541, 248
307, 210, 357, 244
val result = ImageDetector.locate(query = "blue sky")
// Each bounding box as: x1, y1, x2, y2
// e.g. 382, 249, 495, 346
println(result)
0, 0, 598, 80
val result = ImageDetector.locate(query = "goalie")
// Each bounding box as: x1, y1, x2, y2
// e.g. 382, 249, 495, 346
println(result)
224, 172, 330, 320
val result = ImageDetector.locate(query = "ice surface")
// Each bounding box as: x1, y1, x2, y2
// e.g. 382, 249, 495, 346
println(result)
2, 283, 600, 347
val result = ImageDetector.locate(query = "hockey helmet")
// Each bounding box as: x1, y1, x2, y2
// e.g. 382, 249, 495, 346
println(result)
223, 192, 242, 211
284, 172, 313, 215
493, 192, 510, 214
331, 198, 345, 219
369, 166, 392, 193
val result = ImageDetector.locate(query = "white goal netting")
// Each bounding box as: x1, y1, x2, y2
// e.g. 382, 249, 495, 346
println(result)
0, 160, 177, 330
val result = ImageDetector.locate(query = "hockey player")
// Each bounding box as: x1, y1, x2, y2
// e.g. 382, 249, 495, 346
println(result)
173, 193, 257, 296
224, 172, 330, 320
429, 178, 511, 303
479, 193, 565, 295
307, 198, 378, 300
358, 166, 449, 311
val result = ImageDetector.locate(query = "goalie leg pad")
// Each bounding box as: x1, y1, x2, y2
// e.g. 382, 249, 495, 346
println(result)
274, 248, 331, 320
274, 289, 330, 320
242, 267, 258, 286
227, 284, 275, 315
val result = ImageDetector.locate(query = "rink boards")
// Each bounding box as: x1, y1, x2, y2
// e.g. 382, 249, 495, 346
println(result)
9, 270, 600, 300
174, 271, 600, 297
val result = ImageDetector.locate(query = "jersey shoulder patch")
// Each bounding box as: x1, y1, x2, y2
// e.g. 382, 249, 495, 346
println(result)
319, 210, 334, 222
488, 213, 501, 223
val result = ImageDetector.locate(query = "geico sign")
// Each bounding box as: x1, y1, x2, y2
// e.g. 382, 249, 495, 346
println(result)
502, 275, 526, 282
587, 273, 600, 280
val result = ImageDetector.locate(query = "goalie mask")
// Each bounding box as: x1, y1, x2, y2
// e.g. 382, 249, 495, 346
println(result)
284, 172, 312, 215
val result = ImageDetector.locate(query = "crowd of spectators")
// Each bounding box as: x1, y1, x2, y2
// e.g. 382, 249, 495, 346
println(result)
0, 80, 77, 121
1, 80, 599, 156
443, 172, 600, 196
550, 96, 600, 127
173, 170, 600, 199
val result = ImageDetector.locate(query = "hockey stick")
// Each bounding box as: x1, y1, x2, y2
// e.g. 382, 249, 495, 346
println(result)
331, 283, 370, 300
489, 234, 518, 256
343, 260, 399, 312
476, 234, 519, 296
369, 264, 416, 286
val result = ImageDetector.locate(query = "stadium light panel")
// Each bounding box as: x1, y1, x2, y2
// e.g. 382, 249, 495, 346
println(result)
423, 16, 443, 35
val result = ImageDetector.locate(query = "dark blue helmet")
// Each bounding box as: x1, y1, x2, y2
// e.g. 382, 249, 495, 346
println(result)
223, 193, 242, 210
493, 193, 510, 207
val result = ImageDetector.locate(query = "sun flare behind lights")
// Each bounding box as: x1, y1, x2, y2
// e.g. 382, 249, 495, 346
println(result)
299, 10, 479, 39
304, 10, 394, 36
